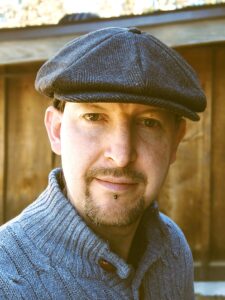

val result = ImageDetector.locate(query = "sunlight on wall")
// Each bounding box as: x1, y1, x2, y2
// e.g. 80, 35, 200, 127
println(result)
64, 0, 151, 17
0, 0, 225, 28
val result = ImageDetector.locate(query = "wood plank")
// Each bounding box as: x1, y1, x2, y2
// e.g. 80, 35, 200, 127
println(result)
1, 18, 225, 65
0, 35, 80, 65
0, 67, 5, 224
159, 46, 212, 261
143, 18, 225, 47
211, 46, 225, 260
5, 69, 52, 221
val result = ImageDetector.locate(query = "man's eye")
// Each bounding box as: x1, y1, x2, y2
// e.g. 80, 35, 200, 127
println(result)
141, 118, 161, 128
83, 113, 102, 121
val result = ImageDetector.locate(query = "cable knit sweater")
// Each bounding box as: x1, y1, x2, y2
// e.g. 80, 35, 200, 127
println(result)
0, 169, 194, 299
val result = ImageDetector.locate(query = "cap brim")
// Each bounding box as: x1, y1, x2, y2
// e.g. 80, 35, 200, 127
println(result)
54, 92, 200, 121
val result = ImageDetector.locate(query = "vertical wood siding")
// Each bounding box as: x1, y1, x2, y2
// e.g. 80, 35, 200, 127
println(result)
159, 46, 213, 262
211, 47, 225, 260
0, 63, 52, 221
0, 66, 5, 223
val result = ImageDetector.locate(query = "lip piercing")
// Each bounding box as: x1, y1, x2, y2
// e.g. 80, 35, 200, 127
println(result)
113, 194, 118, 200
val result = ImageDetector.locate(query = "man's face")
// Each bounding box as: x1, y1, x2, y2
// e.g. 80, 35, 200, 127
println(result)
45, 102, 185, 227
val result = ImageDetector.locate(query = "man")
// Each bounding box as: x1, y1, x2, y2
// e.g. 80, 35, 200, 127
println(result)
0, 27, 206, 299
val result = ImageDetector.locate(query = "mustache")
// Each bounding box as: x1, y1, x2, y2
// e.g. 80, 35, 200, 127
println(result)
85, 167, 147, 184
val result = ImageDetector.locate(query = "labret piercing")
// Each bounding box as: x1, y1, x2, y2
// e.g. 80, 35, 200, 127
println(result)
113, 194, 118, 200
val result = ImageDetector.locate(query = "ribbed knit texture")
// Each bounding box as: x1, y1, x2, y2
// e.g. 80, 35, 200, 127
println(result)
0, 168, 194, 299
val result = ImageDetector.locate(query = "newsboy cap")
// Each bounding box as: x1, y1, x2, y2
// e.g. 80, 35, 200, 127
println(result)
35, 27, 206, 121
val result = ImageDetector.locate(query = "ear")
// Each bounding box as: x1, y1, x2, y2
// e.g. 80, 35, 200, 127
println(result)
170, 118, 186, 164
44, 106, 62, 155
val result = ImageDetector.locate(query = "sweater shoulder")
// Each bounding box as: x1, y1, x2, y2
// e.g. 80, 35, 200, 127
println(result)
159, 212, 193, 259
0, 218, 23, 275
159, 212, 190, 243
0, 216, 49, 277
0, 220, 25, 298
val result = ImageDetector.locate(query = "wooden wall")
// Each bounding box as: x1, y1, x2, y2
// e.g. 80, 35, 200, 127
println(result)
0, 43, 225, 267
0, 63, 53, 221
160, 43, 225, 264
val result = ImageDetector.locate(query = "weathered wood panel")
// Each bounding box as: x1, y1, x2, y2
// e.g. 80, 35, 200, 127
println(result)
159, 46, 212, 260
1, 8, 225, 65
0, 67, 5, 224
5, 64, 52, 220
211, 46, 225, 260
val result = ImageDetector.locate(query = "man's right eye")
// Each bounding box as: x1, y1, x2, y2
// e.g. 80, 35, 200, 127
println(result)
83, 113, 103, 121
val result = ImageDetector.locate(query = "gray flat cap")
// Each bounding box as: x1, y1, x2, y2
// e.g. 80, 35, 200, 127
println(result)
35, 27, 206, 121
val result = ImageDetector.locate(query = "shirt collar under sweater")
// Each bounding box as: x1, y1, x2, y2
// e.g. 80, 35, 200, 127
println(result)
19, 168, 174, 281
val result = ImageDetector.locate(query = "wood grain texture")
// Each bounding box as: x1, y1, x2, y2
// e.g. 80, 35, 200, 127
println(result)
5, 65, 52, 220
0, 67, 5, 224
159, 46, 212, 260
142, 18, 225, 47
0, 18, 225, 65
211, 46, 225, 260
0, 35, 80, 65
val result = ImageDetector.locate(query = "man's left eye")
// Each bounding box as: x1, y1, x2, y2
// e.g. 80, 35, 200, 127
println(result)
141, 118, 161, 128
83, 113, 102, 121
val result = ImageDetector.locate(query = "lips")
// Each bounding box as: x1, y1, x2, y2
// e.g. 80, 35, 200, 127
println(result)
94, 177, 138, 192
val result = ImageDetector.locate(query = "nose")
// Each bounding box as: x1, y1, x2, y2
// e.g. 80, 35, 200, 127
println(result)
104, 123, 137, 167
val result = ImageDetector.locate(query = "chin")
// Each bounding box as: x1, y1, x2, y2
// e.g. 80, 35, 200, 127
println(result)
85, 197, 145, 227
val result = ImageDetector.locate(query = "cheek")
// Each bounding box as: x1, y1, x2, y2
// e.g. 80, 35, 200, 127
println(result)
60, 124, 103, 206
141, 121, 179, 164
139, 130, 174, 167
139, 137, 174, 198
144, 140, 172, 174
60, 123, 102, 175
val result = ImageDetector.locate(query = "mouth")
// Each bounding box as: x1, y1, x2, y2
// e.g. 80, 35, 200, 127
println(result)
94, 177, 139, 192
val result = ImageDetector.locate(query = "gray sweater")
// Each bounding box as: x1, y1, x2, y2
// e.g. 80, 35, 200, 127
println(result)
0, 169, 194, 299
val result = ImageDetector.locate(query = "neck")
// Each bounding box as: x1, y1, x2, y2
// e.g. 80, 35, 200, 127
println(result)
87, 219, 141, 261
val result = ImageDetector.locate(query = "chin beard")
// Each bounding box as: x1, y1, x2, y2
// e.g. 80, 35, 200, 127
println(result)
84, 192, 145, 227
83, 166, 147, 227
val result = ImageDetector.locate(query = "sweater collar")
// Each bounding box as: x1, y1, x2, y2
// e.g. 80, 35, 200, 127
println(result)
20, 168, 169, 279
